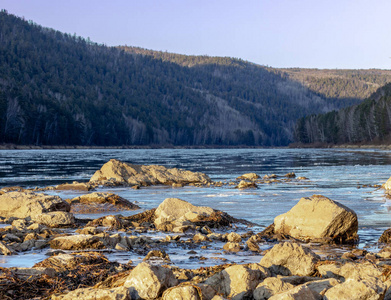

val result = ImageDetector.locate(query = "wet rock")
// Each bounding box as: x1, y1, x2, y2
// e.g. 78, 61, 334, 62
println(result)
193, 233, 209, 242
0, 191, 70, 219
246, 237, 261, 252
0, 241, 14, 255
274, 195, 358, 244
55, 181, 95, 191
260, 242, 320, 276
162, 285, 201, 300
76, 226, 103, 235
9, 267, 56, 278
284, 172, 296, 178
89, 159, 211, 186
34, 211, 75, 227
124, 262, 178, 299
205, 263, 270, 300
379, 228, 391, 243
208, 233, 224, 241
324, 278, 386, 300
227, 232, 242, 242
52, 286, 130, 300
68, 192, 140, 214
236, 180, 258, 189
143, 250, 171, 263
237, 173, 260, 181
86, 215, 130, 229
223, 242, 241, 252
49, 234, 105, 250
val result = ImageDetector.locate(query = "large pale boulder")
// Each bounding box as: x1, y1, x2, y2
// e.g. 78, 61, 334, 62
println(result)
260, 242, 319, 276
124, 262, 178, 299
89, 159, 211, 186
316, 261, 383, 281
205, 263, 270, 300
0, 191, 70, 219
274, 195, 358, 243
383, 176, 391, 190
49, 234, 105, 250
34, 211, 75, 227
154, 198, 214, 227
323, 278, 386, 300
162, 285, 201, 300
52, 286, 130, 300
253, 277, 295, 300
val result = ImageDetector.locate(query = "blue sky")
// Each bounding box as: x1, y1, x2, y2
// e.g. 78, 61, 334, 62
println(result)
2, 0, 391, 69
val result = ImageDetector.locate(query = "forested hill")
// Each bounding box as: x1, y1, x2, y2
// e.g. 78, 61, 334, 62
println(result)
294, 83, 391, 145
1, 11, 391, 147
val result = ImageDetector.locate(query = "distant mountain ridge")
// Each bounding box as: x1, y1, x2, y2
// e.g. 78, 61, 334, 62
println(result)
1, 10, 391, 146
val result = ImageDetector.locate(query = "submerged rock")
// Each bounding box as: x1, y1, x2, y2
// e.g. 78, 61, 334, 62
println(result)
49, 234, 105, 250
0, 191, 70, 219
67, 192, 140, 214
56, 181, 95, 191
260, 242, 320, 276
274, 195, 358, 243
89, 159, 211, 186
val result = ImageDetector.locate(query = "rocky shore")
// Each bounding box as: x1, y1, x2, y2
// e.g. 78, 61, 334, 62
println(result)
1, 159, 391, 299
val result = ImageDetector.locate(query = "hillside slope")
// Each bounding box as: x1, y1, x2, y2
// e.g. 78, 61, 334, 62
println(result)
294, 83, 391, 145
1, 10, 391, 146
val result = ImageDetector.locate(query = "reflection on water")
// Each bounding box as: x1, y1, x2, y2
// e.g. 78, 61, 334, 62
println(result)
1, 148, 391, 267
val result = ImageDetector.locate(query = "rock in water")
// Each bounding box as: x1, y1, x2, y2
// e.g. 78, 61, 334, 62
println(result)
383, 176, 391, 190
260, 242, 320, 276
274, 194, 358, 243
34, 211, 75, 227
154, 198, 214, 227
0, 191, 70, 219
89, 159, 211, 186
124, 262, 178, 299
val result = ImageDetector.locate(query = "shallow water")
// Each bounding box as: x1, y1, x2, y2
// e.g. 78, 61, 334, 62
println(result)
0, 148, 391, 268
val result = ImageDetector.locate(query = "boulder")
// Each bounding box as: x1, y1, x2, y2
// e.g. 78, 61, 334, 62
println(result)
68, 192, 140, 213
223, 242, 241, 252
89, 159, 211, 186
383, 176, 391, 190
124, 262, 178, 299
253, 277, 295, 300
274, 195, 358, 243
227, 232, 242, 242
0, 191, 70, 219
205, 263, 270, 300
379, 228, 391, 243
154, 198, 214, 228
260, 242, 319, 276
237, 173, 260, 181
323, 278, 386, 300
316, 261, 382, 281
34, 211, 75, 227
56, 181, 94, 191
162, 285, 201, 300
268, 285, 317, 300
236, 180, 258, 189
49, 234, 105, 250
0, 241, 14, 255
52, 286, 130, 300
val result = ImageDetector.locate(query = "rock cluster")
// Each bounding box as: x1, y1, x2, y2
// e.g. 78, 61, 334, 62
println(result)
89, 159, 212, 186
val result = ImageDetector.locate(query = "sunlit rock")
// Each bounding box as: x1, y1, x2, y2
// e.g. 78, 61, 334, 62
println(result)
34, 211, 75, 227
52, 287, 130, 300
260, 242, 319, 276
49, 234, 105, 250
237, 173, 260, 181
0, 191, 70, 219
124, 262, 178, 299
205, 263, 270, 300
89, 159, 211, 186
274, 195, 358, 243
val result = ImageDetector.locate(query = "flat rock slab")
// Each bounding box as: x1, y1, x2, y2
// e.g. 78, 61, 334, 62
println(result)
89, 159, 211, 186
49, 234, 105, 250
0, 191, 70, 219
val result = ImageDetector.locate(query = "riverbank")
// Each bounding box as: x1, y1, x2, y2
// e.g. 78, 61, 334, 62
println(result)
289, 142, 391, 150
